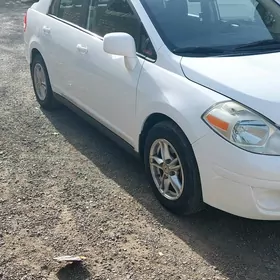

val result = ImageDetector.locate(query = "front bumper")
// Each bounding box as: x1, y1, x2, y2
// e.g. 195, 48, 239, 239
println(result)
193, 129, 280, 220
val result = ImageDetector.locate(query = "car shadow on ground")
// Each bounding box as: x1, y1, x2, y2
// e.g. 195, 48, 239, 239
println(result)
43, 106, 280, 280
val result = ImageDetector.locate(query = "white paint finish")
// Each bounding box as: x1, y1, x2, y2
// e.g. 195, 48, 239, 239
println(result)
103, 32, 136, 57
24, 0, 280, 220
61, 29, 144, 145
38, 16, 67, 95
43, 17, 89, 97
103, 33, 138, 71
181, 54, 280, 125
30, 0, 51, 14
193, 130, 280, 220
135, 47, 229, 147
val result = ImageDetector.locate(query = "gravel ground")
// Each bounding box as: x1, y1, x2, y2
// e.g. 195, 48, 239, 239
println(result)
1, 1, 280, 280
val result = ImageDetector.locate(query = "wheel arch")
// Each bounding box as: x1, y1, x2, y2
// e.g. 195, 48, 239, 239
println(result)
139, 113, 171, 159
140, 111, 205, 215
138, 112, 199, 160
28, 39, 44, 65
29, 46, 54, 88
30, 48, 42, 67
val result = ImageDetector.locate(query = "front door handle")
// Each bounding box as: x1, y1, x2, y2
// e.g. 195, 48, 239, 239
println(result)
42, 26, 51, 35
76, 44, 88, 54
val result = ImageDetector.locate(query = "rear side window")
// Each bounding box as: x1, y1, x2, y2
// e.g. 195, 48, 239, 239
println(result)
49, 0, 88, 27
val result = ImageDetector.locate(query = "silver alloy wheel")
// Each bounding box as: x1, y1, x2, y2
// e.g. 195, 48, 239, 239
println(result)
33, 63, 47, 101
149, 139, 184, 201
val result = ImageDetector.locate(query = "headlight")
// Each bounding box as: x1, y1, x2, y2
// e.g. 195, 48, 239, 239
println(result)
202, 101, 280, 155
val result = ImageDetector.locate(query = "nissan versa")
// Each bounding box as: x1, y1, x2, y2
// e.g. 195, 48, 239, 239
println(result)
24, 0, 280, 220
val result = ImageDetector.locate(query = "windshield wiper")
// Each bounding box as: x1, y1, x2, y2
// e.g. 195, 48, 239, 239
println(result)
234, 39, 280, 50
173, 46, 227, 56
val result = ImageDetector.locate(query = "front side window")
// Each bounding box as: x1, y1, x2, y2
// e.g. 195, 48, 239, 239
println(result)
87, 0, 140, 42
49, 0, 87, 27
86, 0, 156, 59
141, 0, 280, 56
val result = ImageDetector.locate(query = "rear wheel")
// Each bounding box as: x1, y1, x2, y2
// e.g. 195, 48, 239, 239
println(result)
144, 121, 205, 215
31, 54, 59, 110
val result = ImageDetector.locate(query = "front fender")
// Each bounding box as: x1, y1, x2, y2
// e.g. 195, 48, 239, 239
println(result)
137, 102, 207, 147
135, 60, 229, 152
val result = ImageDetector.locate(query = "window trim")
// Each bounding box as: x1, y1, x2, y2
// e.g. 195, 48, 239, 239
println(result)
125, 0, 157, 61
47, 0, 157, 62
139, 0, 178, 52
48, 0, 59, 16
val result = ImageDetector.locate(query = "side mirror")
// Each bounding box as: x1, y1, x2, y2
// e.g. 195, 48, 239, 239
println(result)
103, 32, 138, 70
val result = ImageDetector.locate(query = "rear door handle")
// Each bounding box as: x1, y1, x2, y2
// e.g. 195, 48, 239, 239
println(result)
76, 44, 88, 54
42, 26, 51, 35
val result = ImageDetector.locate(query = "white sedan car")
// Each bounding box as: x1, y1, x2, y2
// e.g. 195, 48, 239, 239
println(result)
24, 0, 280, 220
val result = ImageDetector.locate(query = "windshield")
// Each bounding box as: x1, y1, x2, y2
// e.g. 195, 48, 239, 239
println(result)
140, 0, 280, 56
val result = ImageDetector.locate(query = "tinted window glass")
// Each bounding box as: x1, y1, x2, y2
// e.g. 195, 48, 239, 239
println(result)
87, 0, 140, 41
217, 0, 257, 20
50, 0, 86, 26
139, 26, 157, 59
141, 0, 280, 56
49, 0, 60, 14
187, 0, 201, 16
86, 0, 156, 59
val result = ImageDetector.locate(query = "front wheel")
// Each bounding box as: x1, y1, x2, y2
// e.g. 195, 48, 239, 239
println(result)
144, 121, 205, 215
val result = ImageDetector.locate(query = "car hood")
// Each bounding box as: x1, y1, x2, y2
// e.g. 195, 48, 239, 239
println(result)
180, 52, 280, 125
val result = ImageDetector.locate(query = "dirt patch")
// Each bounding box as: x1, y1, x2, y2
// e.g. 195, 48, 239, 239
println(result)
1, 1, 280, 280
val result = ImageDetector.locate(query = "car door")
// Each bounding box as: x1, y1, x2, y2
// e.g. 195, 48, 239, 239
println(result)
69, 0, 155, 145
43, 0, 89, 98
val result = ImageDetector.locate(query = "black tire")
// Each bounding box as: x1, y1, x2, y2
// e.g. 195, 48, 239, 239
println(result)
31, 54, 60, 110
144, 121, 205, 215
